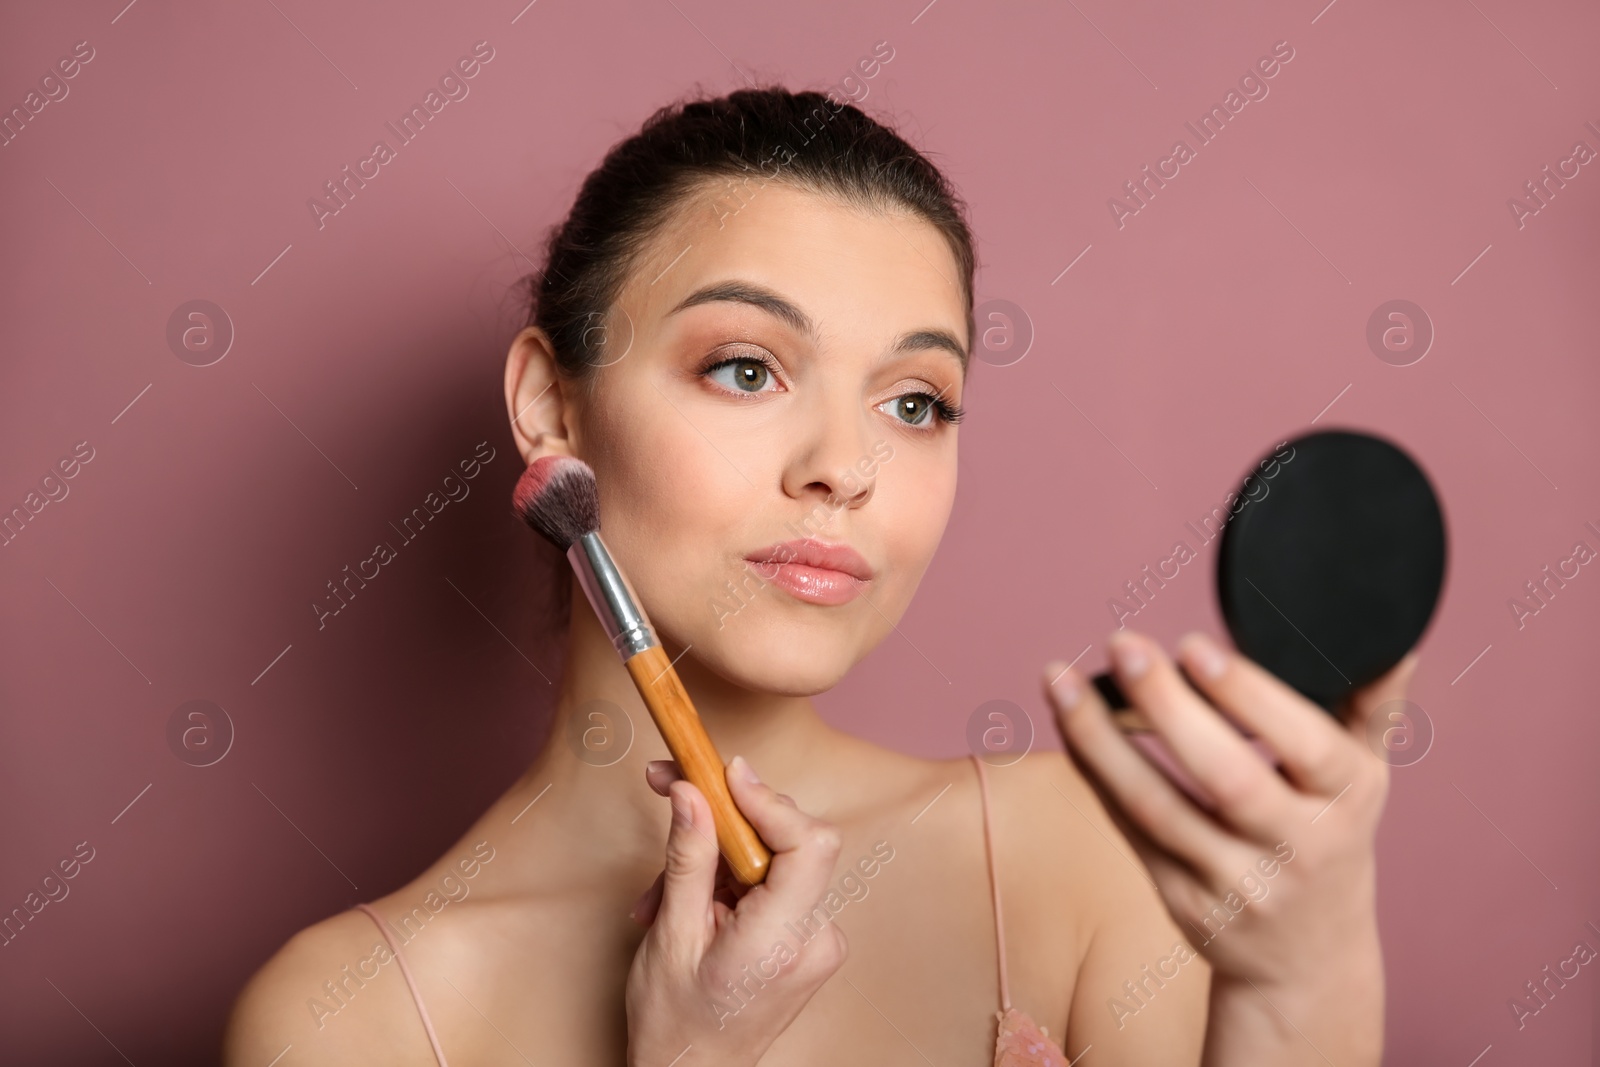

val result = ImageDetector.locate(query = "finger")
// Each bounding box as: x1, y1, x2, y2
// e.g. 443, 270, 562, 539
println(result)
1055, 683, 1251, 931
653, 780, 720, 949
1088, 778, 1223, 946
1046, 661, 1255, 880
630, 868, 665, 927
1338, 651, 1420, 737
1058, 729, 1209, 891
1173, 630, 1366, 796
1106, 630, 1296, 842
645, 759, 684, 797
722, 755, 842, 922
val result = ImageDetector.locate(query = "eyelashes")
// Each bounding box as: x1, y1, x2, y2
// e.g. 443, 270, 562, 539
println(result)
881, 388, 965, 427
695, 348, 964, 430
915, 383, 966, 426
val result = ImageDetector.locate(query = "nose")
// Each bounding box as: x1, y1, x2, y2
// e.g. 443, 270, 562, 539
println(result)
780, 396, 878, 514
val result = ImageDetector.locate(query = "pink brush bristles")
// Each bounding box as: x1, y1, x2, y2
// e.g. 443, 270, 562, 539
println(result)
511, 455, 601, 550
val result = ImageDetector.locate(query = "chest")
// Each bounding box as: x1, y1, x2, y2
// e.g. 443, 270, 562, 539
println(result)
417, 829, 1079, 1065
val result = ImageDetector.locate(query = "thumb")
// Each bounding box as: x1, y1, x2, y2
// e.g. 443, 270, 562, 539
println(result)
654, 779, 721, 949
1341, 650, 1421, 733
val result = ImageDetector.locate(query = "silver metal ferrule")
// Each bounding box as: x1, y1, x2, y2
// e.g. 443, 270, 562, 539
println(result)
567, 530, 658, 659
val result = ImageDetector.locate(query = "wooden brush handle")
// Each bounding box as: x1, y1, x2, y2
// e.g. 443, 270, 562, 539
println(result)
624, 644, 771, 886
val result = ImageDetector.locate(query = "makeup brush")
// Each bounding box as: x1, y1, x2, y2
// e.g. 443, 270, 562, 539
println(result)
512, 454, 771, 887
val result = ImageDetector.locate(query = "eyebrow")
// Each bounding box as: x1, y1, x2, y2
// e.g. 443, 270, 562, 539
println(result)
667, 280, 969, 372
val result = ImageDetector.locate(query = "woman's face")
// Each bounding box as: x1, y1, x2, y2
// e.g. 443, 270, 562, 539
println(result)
561, 181, 967, 696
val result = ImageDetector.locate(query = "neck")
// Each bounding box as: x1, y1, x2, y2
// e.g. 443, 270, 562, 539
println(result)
510, 572, 838, 879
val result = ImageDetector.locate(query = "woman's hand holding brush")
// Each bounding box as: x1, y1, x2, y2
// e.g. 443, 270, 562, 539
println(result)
513, 454, 772, 887
624, 755, 847, 1067
1044, 628, 1419, 1067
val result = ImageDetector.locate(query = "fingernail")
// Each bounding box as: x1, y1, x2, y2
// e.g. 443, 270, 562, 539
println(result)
1045, 661, 1081, 709
731, 754, 761, 784
1179, 632, 1226, 681
1107, 631, 1148, 680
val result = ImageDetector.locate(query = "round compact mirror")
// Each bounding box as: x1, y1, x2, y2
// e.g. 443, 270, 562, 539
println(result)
1091, 428, 1448, 721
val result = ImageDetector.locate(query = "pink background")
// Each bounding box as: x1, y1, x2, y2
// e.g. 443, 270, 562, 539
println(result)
2, 0, 1597, 1062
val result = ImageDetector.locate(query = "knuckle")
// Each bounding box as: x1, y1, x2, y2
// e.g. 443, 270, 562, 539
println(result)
1118, 794, 1155, 829
1207, 769, 1262, 813
821, 923, 849, 967
796, 924, 848, 975
1304, 743, 1336, 774
664, 836, 706, 876
807, 823, 843, 857
663, 852, 696, 882
1122, 788, 1171, 829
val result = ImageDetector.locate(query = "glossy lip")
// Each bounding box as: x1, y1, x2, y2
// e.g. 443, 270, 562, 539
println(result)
743, 538, 874, 607
744, 538, 874, 581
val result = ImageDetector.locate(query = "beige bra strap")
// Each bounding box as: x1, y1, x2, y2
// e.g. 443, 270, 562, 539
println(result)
354, 903, 450, 1066
969, 754, 1011, 1012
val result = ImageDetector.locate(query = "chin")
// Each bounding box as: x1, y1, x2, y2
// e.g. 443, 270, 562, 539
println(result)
673, 607, 874, 696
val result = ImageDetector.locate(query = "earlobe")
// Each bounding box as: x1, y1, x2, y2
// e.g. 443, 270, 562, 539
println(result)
504, 326, 576, 464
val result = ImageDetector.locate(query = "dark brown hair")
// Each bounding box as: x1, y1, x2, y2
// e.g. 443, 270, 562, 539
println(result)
522, 84, 977, 384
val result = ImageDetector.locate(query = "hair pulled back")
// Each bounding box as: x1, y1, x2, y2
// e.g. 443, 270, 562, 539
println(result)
524, 84, 977, 384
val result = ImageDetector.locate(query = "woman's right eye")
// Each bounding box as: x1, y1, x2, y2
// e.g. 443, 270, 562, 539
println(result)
701, 353, 780, 394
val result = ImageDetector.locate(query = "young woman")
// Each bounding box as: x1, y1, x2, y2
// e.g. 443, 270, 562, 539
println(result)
224, 86, 1417, 1066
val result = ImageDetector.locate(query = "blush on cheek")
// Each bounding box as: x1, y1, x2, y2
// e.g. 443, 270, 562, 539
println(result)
876, 455, 957, 583
587, 409, 736, 632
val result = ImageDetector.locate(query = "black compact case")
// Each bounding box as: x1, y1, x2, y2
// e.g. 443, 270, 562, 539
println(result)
1091, 429, 1448, 719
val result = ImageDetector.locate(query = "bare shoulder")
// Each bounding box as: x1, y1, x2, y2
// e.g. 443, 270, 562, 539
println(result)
832, 742, 1113, 937
988, 748, 1209, 1059
967, 746, 1207, 1057
222, 901, 441, 1067
819, 735, 1104, 886
961, 748, 1116, 950
825, 737, 1164, 929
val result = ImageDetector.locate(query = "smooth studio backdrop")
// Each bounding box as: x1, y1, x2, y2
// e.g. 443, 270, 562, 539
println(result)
2, 0, 1597, 1062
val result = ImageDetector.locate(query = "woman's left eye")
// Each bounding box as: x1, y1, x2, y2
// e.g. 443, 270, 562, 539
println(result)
878, 391, 964, 429
879, 394, 939, 426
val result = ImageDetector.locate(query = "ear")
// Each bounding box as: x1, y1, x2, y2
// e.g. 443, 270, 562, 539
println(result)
504, 326, 578, 465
